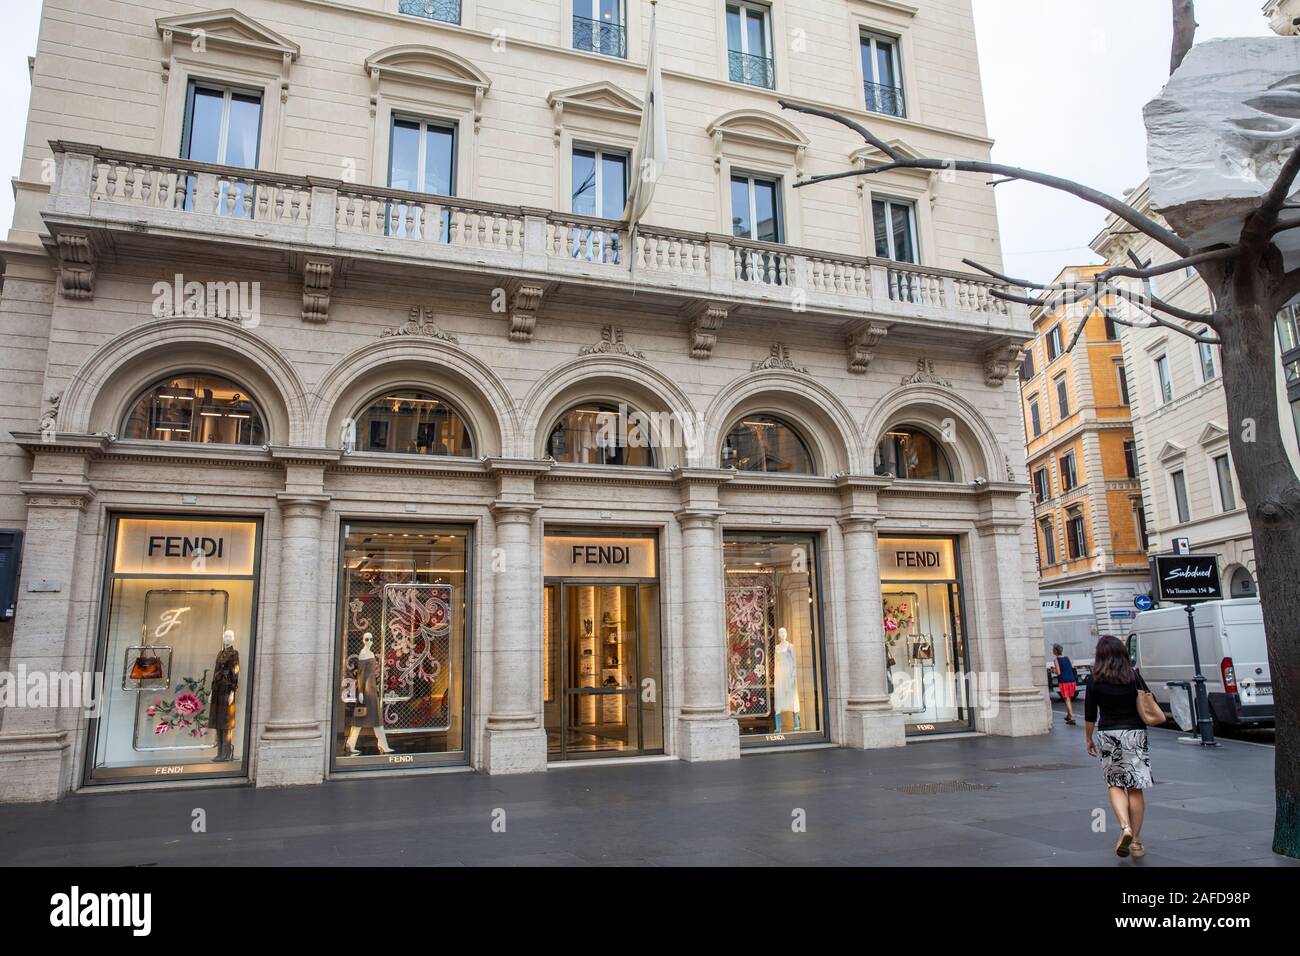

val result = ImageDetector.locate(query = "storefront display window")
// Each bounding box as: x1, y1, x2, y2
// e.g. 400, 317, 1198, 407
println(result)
723, 532, 826, 742
88, 515, 261, 784
546, 403, 656, 467
332, 523, 470, 768
879, 536, 971, 733
354, 390, 474, 456
721, 415, 815, 474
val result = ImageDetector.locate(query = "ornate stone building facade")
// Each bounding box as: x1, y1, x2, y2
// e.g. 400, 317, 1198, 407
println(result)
0, 0, 1047, 802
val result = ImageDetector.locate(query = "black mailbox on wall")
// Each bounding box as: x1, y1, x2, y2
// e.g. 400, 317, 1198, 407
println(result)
0, 529, 22, 622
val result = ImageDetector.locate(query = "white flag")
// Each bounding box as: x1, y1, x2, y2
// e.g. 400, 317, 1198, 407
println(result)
623, 1, 668, 227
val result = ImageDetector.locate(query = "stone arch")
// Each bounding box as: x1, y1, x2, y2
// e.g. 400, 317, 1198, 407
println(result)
704, 371, 866, 476
861, 383, 1006, 483
521, 356, 699, 467
59, 318, 308, 445
311, 337, 519, 457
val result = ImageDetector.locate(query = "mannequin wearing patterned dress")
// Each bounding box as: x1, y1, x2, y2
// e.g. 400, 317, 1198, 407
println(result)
211, 629, 240, 761
773, 627, 802, 732
346, 633, 393, 755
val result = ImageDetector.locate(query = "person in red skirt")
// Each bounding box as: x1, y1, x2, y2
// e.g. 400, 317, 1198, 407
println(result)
1052, 643, 1079, 725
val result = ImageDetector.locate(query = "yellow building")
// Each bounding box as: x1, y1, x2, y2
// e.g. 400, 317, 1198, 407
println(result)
1020, 266, 1149, 638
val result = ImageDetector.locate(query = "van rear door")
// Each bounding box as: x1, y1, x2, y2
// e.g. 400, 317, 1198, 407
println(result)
1212, 601, 1271, 707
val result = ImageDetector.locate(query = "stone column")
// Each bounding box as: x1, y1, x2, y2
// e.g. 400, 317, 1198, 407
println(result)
0, 474, 96, 803
974, 503, 1050, 738
838, 515, 905, 748
256, 493, 329, 787
483, 502, 548, 773
675, 508, 739, 761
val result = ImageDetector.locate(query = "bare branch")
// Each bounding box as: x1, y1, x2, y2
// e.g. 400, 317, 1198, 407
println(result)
1273, 266, 1300, 311
1171, 0, 1198, 75
1245, 145, 1300, 248
1104, 282, 1217, 326
1124, 294, 1221, 344
1098, 246, 1234, 282
777, 100, 1193, 257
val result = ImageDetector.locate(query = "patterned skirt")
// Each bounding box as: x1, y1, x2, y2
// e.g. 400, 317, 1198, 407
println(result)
1094, 729, 1152, 790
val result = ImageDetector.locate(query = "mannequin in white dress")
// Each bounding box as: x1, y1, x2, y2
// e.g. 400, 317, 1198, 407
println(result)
346, 633, 393, 755
773, 627, 802, 732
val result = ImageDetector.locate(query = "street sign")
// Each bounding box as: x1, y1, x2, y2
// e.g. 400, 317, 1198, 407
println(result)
1134, 594, 1153, 611
1172, 537, 1191, 555
1150, 554, 1223, 604
1110, 609, 1135, 619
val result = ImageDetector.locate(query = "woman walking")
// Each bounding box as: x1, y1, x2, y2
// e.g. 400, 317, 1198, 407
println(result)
1085, 635, 1154, 858
1051, 643, 1078, 725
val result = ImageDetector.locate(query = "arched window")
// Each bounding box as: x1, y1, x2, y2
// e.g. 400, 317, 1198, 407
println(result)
353, 389, 475, 456
875, 426, 954, 481
121, 373, 266, 445
546, 402, 656, 466
721, 414, 815, 474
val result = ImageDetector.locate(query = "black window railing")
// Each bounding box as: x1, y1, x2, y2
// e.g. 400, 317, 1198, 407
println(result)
728, 50, 774, 89
573, 15, 627, 58
864, 81, 906, 118
398, 0, 462, 25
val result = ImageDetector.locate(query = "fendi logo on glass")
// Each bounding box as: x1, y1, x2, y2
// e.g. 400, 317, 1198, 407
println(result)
147, 535, 225, 559
895, 550, 941, 568
570, 545, 631, 566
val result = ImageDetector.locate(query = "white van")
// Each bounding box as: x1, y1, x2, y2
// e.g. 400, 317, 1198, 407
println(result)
1127, 598, 1273, 730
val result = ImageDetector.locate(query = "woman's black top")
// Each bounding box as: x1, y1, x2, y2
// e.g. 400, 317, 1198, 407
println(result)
1084, 672, 1149, 731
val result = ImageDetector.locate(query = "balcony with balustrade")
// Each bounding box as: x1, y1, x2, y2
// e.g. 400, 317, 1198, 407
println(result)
40, 142, 1030, 361
573, 15, 627, 58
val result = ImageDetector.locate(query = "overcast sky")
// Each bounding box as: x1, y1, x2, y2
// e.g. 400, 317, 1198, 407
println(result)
0, 1, 1277, 280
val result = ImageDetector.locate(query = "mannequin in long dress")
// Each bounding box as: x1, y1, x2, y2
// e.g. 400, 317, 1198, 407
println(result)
773, 627, 802, 732
211, 628, 240, 761
346, 633, 393, 755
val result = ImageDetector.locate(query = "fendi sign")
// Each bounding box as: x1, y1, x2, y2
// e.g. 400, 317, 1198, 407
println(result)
879, 537, 957, 582
113, 518, 258, 577
544, 535, 657, 579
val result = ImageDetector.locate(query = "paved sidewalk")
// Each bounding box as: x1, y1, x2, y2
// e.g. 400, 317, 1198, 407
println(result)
0, 716, 1291, 866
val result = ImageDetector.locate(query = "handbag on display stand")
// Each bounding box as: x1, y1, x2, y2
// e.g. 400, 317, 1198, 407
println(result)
122, 645, 172, 691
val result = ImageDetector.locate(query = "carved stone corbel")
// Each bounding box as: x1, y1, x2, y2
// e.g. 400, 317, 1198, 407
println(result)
56, 231, 96, 300
684, 300, 728, 359
501, 279, 547, 342
845, 321, 889, 374
302, 257, 335, 323
983, 344, 1025, 387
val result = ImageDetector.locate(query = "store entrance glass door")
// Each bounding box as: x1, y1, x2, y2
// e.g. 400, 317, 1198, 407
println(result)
545, 582, 659, 759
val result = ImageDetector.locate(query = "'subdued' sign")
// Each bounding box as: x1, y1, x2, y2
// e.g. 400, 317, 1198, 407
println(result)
1150, 553, 1223, 604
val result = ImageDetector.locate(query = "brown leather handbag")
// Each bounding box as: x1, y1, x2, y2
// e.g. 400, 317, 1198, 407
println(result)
129, 654, 163, 681
1136, 672, 1165, 726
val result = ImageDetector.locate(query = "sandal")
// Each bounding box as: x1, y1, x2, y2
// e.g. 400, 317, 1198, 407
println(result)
1064, 717, 1077, 725
1116, 826, 1134, 857
1131, 842, 1145, 858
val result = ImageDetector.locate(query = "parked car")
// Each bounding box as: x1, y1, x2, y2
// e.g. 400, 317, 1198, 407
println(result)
1127, 598, 1273, 732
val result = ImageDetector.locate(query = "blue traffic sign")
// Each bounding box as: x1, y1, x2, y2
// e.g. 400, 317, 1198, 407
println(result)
1134, 594, 1153, 611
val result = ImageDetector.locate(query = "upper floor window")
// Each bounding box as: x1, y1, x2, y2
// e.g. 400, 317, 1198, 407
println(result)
1045, 324, 1063, 362
1059, 451, 1078, 491
872, 197, 917, 264
1104, 314, 1119, 340
354, 390, 475, 456
574, 0, 627, 58
1028, 396, 1042, 437
389, 117, 456, 196
1170, 468, 1191, 523
722, 414, 814, 474
1066, 509, 1087, 559
1213, 452, 1237, 512
1199, 340, 1218, 383
182, 81, 262, 169
731, 173, 782, 243
726, 2, 774, 89
398, 0, 462, 25
1116, 363, 1131, 405
122, 373, 265, 445
1123, 439, 1137, 479
860, 31, 905, 118
874, 426, 954, 482
1032, 466, 1050, 503
549, 403, 657, 467
1039, 518, 1057, 567
1154, 353, 1173, 405
1054, 373, 1070, 419
571, 146, 628, 262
